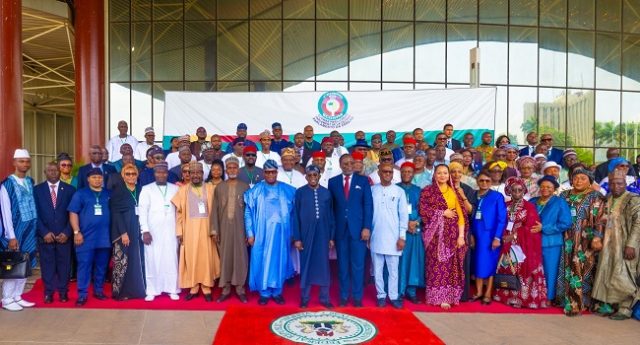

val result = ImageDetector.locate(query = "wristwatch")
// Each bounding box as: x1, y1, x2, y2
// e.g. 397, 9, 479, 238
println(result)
73, 230, 80, 235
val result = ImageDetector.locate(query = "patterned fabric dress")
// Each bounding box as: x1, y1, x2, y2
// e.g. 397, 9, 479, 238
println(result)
494, 200, 548, 308
556, 190, 605, 315
419, 183, 468, 305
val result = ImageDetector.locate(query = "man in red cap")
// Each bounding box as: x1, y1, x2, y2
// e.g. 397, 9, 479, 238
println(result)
238, 146, 263, 188
311, 151, 330, 188
351, 152, 365, 176
395, 137, 417, 168
312, 137, 342, 178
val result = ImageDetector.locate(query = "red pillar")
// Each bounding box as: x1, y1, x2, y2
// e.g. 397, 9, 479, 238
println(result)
74, 0, 105, 163
0, 0, 23, 177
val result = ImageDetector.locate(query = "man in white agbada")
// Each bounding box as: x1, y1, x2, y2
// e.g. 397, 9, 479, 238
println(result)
106, 120, 139, 162
255, 130, 282, 169
277, 148, 306, 188
138, 161, 180, 301
370, 162, 408, 309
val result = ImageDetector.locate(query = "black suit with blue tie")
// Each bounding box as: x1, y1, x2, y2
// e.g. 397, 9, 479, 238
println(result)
76, 163, 117, 190
34, 180, 76, 297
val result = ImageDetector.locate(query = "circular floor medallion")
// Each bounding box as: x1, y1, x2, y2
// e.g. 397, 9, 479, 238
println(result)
270, 310, 377, 344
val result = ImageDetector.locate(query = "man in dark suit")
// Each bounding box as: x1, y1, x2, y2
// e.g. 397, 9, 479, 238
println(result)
594, 148, 638, 183
328, 154, 373, 307
34, 162, 76, 303
519, 131, 538, 157
540, 133, 564, 165
442, 124, 462, 151
77, 145, 117, 190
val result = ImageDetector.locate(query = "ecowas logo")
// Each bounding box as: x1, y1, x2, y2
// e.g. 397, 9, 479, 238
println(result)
313, 91, 353, 129
271, 311, 377, 345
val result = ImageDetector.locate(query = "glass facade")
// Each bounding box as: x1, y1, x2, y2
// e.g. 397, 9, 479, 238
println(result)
108, 0, 640, 163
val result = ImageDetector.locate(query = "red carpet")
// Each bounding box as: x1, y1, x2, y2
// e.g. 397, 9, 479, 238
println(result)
24, 278, 563, 314
212, 305, 445, 345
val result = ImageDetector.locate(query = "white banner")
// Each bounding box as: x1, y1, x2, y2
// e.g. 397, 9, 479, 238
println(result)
163, 88, 496, 144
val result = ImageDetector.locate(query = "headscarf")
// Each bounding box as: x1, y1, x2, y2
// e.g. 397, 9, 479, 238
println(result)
489, 161, 507, 171
505, 176, 527, 196
449, 153, 463, 162
571, 167, 594, 184
500, 144, 519, 152
263, 159, 278, 170
537, 175, 559, 189
281, 147, 296, 158
415, 150, 426, 157
516, 156, 536, 169
607, 157, 628, 173
448, 161, 463, 171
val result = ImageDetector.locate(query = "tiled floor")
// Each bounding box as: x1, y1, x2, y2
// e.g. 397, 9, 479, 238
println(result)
0, 308, 638, 345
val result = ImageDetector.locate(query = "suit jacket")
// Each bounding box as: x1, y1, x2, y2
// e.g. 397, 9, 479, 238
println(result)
473, 190, 507, 240
328, 173, 373, 240
77, 163, 117, 190
547, 148, 564, 166
34, 181, 76, 238
433, 138, 461, 151
519, 146, 536, 157
595, 160, 638, 183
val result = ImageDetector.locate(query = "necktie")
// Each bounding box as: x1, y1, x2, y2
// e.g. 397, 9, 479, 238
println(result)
50, 184, 57, 208
447, 139, 452, 149
530, 146, 535, 156
344, 175, 350, 200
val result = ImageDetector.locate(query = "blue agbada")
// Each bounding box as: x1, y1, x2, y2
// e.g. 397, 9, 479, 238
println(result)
0, 176, 38, 267
397, 182, 425, 297
244, 181, 296, 293
292, 185, 335, 289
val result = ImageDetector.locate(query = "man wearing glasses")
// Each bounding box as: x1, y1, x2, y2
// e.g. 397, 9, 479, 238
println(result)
237, 146, 263, 188
540, 134, 564, 166
77, 145, 117, 190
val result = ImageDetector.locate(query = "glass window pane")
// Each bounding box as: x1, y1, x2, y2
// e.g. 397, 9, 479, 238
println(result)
595, 90, 621, 146
566, 90, 595, 147
218, 0, 247, 19
110, 23, 130, 82
351, 0, 381, 20
596, 32, 621, 89
217, 81, 248, 91
537, 88, 566, 147
185, 21, 216, 81
494, 86, 508, 140
250, 21, 282, 80
153, 0, 182, 20
509, 86, 538, 145
110, 0, 130, 22
131, 83, 152, 139
597, 0, 621, 32
217, 21, 248, 80
56, 116, 74, 154
350, 22, 381, 82
317, 82, 348, 91
284, 81, 315, 91
416, 0, 446, 21
383, 22, 413, 82
479, 0, 508, 25
448, 0, 477, 23
153, 82, 183, 137
415, 23, 445, 82
539, 28, 567, 87
250, 81, 282, 91
447, 24, 477, 84
383, 0, 413, 20
185, 0, 216, 20
132, 23, 151, 81
568, 30, 594, 88
509, 27, 537, 85
510, 0, 538, 26
623, 0, 640, 33
383, 82, 414, 90
623, 34, 640, 90
621, 92, 640, 151
110, 83, 130, 136
184, 82, 216, 91
283, 21, 315, 81
132, 0, 151, 21
153, 22, 183, 81
251, 0, 281, 19
540, 0, 567, 27
317, 0, 347, 19
284, 0, 314, 19
479, 25, 507, 84
568, 0, 594, 29
349, 82, 381, 90
317, 21, 348, 80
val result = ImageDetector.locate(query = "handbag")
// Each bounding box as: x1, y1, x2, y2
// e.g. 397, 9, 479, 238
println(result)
494, 252, 521, 291
0, 251, 32, 279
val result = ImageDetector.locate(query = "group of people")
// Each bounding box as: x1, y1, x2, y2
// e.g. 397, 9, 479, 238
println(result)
1, 120, 638, 321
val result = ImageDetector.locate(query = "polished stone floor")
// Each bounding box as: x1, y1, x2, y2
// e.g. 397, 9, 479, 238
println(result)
0, 308, 638, 345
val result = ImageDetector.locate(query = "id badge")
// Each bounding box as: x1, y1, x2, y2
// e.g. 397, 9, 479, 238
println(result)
570, 207, 577, 217
198, 201, 206, 215
94, 204, 102, 216
506, 221, 514, 231
407, 204, 413, 215
475, 211, 482, 220
135, 206, 139, 215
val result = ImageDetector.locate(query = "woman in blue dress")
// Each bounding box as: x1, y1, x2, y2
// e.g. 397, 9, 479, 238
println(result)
529, 175, 572, 305
470, 171, 507, 305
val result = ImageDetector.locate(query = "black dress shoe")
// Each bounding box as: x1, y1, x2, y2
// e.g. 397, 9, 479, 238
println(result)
59, 293, 69, 303
75, 297, 87, 307
376, 298, 386, 307
320, 301, 334, 309
238, 294, 248, 303
258, 296, 269, 305
44, 295, 53, 304
273, 295, 285, 305
353, 300, 363, 307
93, 293, 108, 301
339, 299, 348, 307
204, 294, 213, 302
185, 293, 197, 301
216, 293, 231, 303
300, 301, 309, 308
390, 299, 403, 309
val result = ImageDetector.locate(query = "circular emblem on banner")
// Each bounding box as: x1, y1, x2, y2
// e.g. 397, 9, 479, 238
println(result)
270, 311, 377, 345
314, 92, 353, 129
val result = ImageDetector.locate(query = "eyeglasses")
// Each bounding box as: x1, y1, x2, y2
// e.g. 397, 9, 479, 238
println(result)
244, 153, 256, 157
372, 139, 382, 143
264, 170, 277, 175
380, 157, 393, 162
380, 170, 394, 174
541, 138, 552, 141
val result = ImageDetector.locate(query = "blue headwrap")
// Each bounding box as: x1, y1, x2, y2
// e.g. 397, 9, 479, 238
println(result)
608, 157, 628, 173
263, 159, 278, 170
305, 165, 321, 174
